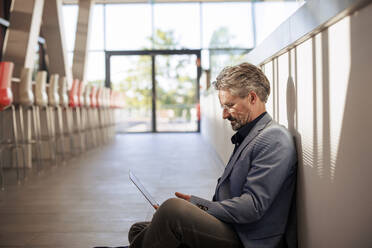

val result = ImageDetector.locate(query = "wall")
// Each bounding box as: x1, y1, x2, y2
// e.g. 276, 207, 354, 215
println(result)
200, 2, 372, 247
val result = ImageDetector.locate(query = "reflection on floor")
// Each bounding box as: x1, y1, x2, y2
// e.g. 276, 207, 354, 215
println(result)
0, 133, 223, 248
116, 121, 198, 132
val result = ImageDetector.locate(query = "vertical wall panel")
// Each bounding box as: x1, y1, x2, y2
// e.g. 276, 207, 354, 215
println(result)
277, 52, 289, 127
263, 61, 274, 117
296, 38, 314, 170
327, 17, 351, 182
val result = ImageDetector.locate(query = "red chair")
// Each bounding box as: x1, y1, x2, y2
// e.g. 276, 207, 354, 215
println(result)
69, 79, 79, 108
95, 87, 104, 145
0, 62, 14, 190
0, 62, 27, 189
77, 80, 84, 108
88, 86, 98, 147
0, 62, 14, 111
90, 86, 97, 108
68, 79, 84, 155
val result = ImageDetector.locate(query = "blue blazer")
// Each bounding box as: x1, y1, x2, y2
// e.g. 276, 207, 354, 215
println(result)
190, 114, 297, 248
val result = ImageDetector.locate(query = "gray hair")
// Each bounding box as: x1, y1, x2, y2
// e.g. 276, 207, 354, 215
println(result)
213, 62, 270, 103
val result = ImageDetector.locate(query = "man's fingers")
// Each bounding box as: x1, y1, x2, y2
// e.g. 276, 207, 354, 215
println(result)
153, 204, 159, 210
175, 192, 191, 201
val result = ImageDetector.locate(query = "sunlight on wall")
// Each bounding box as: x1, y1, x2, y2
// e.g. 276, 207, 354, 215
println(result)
263, 61, 274, 117
296, 38, 315, 169
278, 52, 289, 128
328, 17, 351, 182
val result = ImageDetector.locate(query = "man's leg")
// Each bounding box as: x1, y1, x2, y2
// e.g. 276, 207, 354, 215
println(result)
129, 198, 243, 248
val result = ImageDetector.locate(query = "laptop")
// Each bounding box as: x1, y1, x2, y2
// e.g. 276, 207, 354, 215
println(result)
129, 170, 159, 209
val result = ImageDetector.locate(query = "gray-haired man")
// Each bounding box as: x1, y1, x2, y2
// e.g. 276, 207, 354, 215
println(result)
111, 62, 297, 248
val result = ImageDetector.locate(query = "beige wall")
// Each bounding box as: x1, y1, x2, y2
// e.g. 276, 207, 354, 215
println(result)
201, 2, 372, 247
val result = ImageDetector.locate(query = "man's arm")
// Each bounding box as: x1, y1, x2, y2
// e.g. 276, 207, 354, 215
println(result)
186, 128, 297, 224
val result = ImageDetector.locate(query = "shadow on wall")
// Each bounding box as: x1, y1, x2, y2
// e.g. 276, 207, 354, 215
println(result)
286, 75, 301, 248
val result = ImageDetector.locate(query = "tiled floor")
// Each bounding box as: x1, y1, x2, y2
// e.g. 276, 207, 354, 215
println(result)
0, 133, 223, 248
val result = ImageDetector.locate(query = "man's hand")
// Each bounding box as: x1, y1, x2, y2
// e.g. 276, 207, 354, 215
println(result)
153, 204, 159, 210
175, 192, 191, 201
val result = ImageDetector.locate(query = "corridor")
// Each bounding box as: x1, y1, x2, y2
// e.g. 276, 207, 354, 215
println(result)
0, 133, 224, 247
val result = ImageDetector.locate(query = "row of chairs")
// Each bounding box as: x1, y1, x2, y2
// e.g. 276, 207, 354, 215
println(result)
0, 61, 125, 190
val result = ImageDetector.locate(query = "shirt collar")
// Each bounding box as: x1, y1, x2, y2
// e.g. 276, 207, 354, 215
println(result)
231, 112, 267, 145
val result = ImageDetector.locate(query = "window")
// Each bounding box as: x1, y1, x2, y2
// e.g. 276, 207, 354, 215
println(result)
254, 1, 305, 46
89, 4, 104, 50
153, 3, 200, 49
202, 2, 253, 49
105, 4, 152, 50
62, 4, 78, 52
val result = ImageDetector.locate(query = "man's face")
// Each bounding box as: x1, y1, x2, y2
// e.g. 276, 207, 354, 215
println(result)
218, 89, 253, 131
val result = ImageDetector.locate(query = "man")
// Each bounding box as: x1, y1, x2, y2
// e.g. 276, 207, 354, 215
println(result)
98, 62, 297, 248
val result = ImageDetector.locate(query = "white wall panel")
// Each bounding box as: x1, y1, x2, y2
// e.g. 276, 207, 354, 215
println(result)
277, 52, 289, 127
296, 38, 315, 170
328, 17, 351, 182
263, 61, 274, 117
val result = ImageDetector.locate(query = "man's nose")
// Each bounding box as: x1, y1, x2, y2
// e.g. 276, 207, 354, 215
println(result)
222, 108, 230, 119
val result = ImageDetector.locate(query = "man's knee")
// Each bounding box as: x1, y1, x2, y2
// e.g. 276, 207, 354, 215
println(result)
156, 198, 190, 220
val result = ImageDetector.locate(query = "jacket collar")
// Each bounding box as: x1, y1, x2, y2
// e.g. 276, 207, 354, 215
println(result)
218, 113, 273, 186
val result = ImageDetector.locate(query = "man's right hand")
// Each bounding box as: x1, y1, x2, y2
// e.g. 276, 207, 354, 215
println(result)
175, 192, 191, 201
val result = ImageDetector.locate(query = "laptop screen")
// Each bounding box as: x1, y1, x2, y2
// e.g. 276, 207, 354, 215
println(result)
129, 170, 159, 209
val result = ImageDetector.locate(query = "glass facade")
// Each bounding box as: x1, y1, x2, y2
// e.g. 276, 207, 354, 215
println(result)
61, 1, 304, 132
62, 2, 304, 86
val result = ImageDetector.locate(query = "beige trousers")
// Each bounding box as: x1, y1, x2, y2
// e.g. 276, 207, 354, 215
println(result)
128, 198, 243, 248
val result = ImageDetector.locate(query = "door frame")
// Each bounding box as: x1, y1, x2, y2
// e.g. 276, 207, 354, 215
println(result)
105, 49, 202, 133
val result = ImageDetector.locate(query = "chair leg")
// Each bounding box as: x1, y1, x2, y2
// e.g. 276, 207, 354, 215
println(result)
32, 106, 43, 173
18, 106, 28, 180
11, 105, 21, 184
77, 108, 84, 152
46, 107, 57, 166
0, 149, 4, 191
66, 108, 75, 157
73, 108, 83, 154
56, 107, 66, 164
90, 109, 97, 147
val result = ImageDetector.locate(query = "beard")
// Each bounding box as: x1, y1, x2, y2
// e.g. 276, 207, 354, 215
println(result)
228, 111, 251, 131
228, 116, 245, 131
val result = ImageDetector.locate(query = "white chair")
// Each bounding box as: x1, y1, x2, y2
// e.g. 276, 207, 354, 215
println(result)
35, 71, 56, 167
48, 74, 65, 165
58, 76, 74, 159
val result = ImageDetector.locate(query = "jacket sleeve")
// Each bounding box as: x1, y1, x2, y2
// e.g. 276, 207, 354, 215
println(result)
190, 128, 296, 224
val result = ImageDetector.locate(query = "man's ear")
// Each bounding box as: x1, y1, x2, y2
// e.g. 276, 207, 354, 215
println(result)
250, 92, 257, 104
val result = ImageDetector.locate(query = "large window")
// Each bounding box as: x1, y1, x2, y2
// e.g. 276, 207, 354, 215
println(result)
105, 4, 152, 50
62, 2, 303, 87
202, 2, 253, 49
62, 4, 78, 52
153, 3, 200, 49
89, 4, 104, 50
254, 1, 305, 45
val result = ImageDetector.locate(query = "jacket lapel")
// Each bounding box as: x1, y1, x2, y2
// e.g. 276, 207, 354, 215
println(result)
217, 114, 273, 189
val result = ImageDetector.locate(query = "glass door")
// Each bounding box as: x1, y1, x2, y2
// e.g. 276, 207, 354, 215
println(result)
110, 55, 152, 132
155, 55, 198, 132
107, 50, 201, 133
